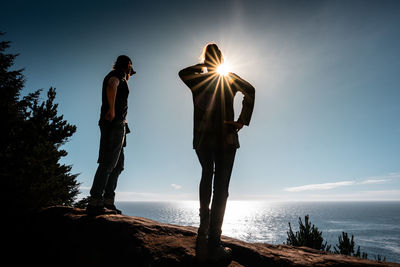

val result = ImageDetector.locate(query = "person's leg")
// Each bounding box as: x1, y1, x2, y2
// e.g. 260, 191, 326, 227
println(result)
104, 148, 124, 213
89, 164, 113, 206
88, 121, 125, 212
195, 148, 215, 236
208, 148, 236, 247
195, 148, 215, 261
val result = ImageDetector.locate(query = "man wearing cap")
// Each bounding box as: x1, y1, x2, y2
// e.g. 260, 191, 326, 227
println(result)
86, 55, 136, 215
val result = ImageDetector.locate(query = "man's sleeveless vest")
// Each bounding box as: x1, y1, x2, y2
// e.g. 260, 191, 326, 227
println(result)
99, 70, 129, 123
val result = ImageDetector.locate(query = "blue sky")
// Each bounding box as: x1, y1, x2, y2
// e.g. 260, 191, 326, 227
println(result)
2, 0, 400, 201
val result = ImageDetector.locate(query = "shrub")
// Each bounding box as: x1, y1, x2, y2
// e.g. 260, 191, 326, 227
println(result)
286, 214, 386, 262
286, 215, 331, 251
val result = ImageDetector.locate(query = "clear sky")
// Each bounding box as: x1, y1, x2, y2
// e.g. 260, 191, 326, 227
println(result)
2, 0, 400, 201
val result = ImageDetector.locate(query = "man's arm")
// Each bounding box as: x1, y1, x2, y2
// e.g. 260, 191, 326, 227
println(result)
104, 76, 120, 121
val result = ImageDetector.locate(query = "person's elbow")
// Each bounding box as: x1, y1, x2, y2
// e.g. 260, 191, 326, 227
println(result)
249, 85, 255, 95
244, 85, 255, 106
246, 84, 255, 98
178, 69, 187, 80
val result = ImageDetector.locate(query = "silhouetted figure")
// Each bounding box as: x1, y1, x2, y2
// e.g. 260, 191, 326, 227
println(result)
179, 43, 255, 263
86, 55, 136, 216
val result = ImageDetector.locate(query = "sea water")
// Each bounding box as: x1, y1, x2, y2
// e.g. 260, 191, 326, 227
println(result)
116, 201, 400, 263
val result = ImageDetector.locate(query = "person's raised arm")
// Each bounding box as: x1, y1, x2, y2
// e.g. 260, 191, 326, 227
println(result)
104, 76, 120, 121
230, 73, 255, 127
178, 63, 206, 90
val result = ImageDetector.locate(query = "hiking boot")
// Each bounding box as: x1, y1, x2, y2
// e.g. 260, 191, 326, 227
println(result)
104, 203, 122, 214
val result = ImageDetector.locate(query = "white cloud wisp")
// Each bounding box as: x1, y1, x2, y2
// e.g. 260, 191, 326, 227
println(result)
284, 181, 355, 192
284, 172, 399, 192
171, 184, 182, 190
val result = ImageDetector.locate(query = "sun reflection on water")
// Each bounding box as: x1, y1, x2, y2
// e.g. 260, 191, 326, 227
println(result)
151, 200, 283, 243
222, 201, 283, 243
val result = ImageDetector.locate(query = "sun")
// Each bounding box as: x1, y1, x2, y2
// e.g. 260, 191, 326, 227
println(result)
216, 62, 231, 76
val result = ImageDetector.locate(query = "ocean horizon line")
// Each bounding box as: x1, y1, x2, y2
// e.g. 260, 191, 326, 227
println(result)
112, 199, 400, 203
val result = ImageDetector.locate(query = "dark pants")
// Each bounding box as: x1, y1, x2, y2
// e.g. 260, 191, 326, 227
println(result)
196, 147, 236, 245
89, 120, 126, 206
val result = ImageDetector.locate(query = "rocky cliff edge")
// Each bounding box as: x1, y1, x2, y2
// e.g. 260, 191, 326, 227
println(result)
18, 206, 400, 267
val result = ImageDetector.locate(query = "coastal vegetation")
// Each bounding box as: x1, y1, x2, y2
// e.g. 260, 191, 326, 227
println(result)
1, 33, 79, 215
286, 214, 386, 262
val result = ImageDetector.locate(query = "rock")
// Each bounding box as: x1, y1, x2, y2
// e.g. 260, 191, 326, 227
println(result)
17, 206, 400, 267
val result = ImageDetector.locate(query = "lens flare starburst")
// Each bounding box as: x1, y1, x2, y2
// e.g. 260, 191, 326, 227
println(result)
216, 62, 231, 76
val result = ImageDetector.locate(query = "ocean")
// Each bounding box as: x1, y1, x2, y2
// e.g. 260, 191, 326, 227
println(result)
116, 201, 400, 263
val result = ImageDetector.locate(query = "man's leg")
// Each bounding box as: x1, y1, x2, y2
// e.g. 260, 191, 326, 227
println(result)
208, 148, 236, 247
89, 164, 113, 207
104, 148, 124, 213
87, 121, 125, 214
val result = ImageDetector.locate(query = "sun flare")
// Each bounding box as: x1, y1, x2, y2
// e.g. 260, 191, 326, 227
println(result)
217, 62, 231, 76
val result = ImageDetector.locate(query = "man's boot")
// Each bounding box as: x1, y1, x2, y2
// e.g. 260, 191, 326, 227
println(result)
104, 198, 122, 214
86, 197, 117, 216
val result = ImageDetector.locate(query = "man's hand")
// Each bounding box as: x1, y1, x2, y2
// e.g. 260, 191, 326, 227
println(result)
105, 109, 115, 121
224, 120, 244, 132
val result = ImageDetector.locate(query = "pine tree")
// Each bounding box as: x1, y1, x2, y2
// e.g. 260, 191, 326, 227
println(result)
333, 232, 369, 259
0, 33, 79, 214
285, 215, 386, 262
334, 232, 355, 255
286, 215, 331, 251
